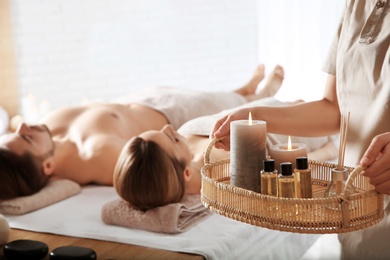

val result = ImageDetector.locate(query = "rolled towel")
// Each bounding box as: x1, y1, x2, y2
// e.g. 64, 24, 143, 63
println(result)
0, 179, 81, 215
0, 214, 10, 245
102, 194, 212, 234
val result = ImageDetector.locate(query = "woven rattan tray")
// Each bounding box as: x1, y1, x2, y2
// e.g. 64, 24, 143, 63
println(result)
201, 138, 384, 234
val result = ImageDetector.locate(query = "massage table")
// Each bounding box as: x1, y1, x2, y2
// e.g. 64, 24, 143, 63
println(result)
2, 185, 321, 260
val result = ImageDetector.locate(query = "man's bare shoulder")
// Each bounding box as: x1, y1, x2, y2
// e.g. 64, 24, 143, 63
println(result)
41, 103, 124, 136
42, 103, 122, 122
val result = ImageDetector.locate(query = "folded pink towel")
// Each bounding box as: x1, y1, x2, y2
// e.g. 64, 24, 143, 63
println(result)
101, 194, 211, 234
0, 179, 81, 215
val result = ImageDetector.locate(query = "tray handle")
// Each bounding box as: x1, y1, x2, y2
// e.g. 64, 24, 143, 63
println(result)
339, 165, 366, 228
339, 165, 366, 200
204, 137, 224, 165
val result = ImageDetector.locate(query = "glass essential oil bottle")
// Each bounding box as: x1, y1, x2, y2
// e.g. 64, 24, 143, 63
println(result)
294, 157, 312, 198
324, 167, 357, 211
278, 162, 296, 198
260, 159, 278, 196
324, 167, 356, 198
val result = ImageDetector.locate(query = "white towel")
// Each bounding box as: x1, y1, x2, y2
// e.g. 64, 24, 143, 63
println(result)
114, 87, 246, 129
5, 185, 321, 260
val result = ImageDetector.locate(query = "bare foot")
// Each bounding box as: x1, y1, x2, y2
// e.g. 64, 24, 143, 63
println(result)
255, 65, 284, 99
235, 64, 265, 96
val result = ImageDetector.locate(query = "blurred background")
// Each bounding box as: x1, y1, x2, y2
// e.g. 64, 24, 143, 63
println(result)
0, 0, 343, 133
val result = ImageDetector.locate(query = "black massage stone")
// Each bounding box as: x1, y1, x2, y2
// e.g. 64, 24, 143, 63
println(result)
49, 246, 97, 260
3, 239, 49, 260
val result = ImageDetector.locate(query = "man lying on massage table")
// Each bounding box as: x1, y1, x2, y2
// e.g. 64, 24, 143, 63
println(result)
0, 64, 291, 200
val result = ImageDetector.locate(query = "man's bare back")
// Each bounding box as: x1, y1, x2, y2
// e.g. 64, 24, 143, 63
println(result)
43, 103, 169, 185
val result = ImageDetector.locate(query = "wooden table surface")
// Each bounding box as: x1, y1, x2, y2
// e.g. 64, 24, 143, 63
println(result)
0, 229, 204, 260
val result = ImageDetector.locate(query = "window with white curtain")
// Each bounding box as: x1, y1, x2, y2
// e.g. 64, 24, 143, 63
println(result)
257, 0, 344, 102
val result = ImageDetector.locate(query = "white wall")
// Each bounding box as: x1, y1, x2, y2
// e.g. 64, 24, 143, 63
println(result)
9, 0, 259, 121
8, 0, 344, 122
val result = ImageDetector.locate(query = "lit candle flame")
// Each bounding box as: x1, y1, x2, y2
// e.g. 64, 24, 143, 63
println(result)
288, 135, 292, 151
248, 112, 252, 126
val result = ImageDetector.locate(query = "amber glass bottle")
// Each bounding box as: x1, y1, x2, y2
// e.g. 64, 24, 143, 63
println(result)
278, 162, 295, 198
294, 157, 312, 198
260, 159, 278, 196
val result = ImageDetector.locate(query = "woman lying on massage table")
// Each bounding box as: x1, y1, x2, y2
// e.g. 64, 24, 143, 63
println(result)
114, 104, 338, 211
0, 64, 283, 200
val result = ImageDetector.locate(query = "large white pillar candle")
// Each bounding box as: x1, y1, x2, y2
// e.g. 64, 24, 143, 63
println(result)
269, 136, 307, 171
230, 115, 266, 193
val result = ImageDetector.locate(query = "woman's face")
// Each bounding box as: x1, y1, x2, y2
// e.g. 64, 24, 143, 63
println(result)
138, 124, 193, 166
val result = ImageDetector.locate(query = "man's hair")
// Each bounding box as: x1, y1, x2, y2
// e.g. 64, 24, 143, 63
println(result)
0, 148, 50, 200
114, 137, 186, 211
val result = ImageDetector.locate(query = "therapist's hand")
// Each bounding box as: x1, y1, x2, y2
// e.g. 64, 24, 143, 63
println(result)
210, 108, 252, 151
360, 132, 390, 195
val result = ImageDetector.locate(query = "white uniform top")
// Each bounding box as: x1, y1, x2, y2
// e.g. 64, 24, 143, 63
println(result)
323, 0, 390, 259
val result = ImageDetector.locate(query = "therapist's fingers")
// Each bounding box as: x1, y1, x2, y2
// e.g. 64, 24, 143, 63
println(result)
210, 115, 229, 139
371, 175, 390, 195
214, 136, 231, 151
362, 144, 390, 180
212, 109, 251, 138
210, 115, 232, 151
375, 186, 390, 195
211, 108, 257, 151
360, 133, 390, 192
360, 133, 390, 167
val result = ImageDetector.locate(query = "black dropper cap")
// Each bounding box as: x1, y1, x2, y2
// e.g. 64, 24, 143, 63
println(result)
296, 157, 308, 170
263, 159, 275, 172
280, 162, 293, 176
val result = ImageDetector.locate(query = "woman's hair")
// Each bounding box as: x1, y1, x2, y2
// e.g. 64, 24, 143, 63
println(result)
114, 136, 187, 211
0, 148, 50, 200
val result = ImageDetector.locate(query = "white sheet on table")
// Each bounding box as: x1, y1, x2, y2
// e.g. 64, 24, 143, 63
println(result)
5, 185, 320, 260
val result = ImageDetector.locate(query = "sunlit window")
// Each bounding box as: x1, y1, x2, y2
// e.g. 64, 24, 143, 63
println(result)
257, 0, 344, 101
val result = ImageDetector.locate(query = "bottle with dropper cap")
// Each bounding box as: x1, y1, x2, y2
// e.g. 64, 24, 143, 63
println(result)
278, 162, 296, 198
294, 157, 312, 198
260, 159, 278, 196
